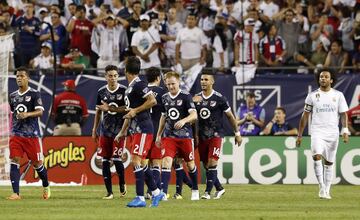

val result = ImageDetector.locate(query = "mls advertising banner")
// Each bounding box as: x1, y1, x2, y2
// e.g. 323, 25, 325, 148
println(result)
8, 74, 360, 136
22, 136, 360, 185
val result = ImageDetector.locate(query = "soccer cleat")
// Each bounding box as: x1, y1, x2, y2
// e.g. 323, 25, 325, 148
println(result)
43, 186, 51, 200
144, 192, 152, 200
191, 190, 199, 201
6, 193, 21, 200
120, 184, 127, 197
150, 192, 165, 207
173, 193, 183, 200
318, 187, 326, 199
127, 197, 146, 208
324, 192, 332, 200
214, 188, 225, 200
102, 193, 114, 200
161, 193, 170, 201
201, 192, 211, 200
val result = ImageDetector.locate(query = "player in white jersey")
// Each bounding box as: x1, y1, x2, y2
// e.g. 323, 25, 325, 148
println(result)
296, 69, 350, 199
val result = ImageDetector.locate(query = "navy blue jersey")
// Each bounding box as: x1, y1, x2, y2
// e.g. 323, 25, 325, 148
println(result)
161, 90, 196, 138
14, 16, 41, 52
271, 122, 294, 135
96, 84, 127, 137
9, 88, 44, 137
125, 77, 153, 134
149, 85, 167, 136
195, 90, 231, 139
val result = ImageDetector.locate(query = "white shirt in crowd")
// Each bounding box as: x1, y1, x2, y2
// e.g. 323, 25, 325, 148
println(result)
165, 21, 183, 57
176, 26, 208, 60
305, 88, 349, 137
33, 54, 53, 70
131, 26, 161, 69
259, 1, 279, 19
212, 35, 229, 68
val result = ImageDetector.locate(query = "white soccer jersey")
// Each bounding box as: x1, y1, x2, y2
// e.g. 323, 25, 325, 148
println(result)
304, 88, 349, 136
175, 27, 208, 59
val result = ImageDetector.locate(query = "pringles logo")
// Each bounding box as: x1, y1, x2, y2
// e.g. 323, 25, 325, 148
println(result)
35, 142, 86, 177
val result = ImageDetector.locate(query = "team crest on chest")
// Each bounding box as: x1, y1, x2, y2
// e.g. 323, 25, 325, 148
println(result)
117, 94, 123, 100
177, 100, 182, 106
210, 101, 217, 107
25, 96, 31, 102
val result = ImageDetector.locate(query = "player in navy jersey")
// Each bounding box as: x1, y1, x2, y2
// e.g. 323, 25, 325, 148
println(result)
194, 71, 242, 200
115, 56, 164, 208
144, 67, 167, 198
7, 67, 50, 200
92, 65, 127, 199
156, 71, 200, 201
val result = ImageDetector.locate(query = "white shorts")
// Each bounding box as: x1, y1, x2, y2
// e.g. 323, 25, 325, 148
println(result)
311, 135, 339, 163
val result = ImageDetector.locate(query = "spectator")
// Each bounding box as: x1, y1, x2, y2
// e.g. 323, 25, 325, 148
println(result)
52, 80, 89, 136
65, 2, 77, 24
324, 39, 348, 74
352, 44, 360, 72
61, 47, 90, 74
37, 7, 49, 29
85, 0, 101, 20
112, 0, 131, 19
294, 2, 310, 57
175, 13, 207, 71
223, 0, 242, 27
163, 7, 183, 67
347, 94, 360, 136
259, 23, 286, 68
236, 92, 265, 136
146, 0, 167, 21
259, 0, 279, 20
273, 8, 303, 65
43, 4, 67, 26
91, 13, 129, 73
131, 14, 161, 70
310, 13, 333, 52
216, 12, 235, 67
66, 5, 94, 57
40, 12, 67, 60
13, 2, 41, 68
126, 0, 142, 46
29, 42, 54, 75
262, 106, 298, 135
297, 35, 329, 71
211, 23, 228, 71
175, 0, 189, 24
337, 7, 354, 52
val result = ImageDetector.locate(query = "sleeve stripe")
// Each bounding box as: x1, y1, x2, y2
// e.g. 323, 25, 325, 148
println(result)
142, 91, 153, 98
188, 108, 197, 113
35, 106, 45, 111
224, 107, 231, 112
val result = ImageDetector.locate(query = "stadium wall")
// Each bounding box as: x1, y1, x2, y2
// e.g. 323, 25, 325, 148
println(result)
22, 136, 360, 185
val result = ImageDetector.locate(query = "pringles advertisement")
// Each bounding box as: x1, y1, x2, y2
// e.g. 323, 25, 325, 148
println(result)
24, 137, 200, 185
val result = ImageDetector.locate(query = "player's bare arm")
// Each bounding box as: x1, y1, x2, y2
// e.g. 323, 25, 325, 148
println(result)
174, 110, 197, 130
91, 109, 101, 142
296, 111, 310, 147
340, 112, 350, 144
96, 100, 126, 113
16, 108, 43, 119
115, 119, 129, 142
225, 110, 242, 146
155, 115, 166, 148
124, 93, 156, 119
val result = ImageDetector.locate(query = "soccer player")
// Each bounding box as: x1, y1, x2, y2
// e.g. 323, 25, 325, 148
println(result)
156, 71, 199, 201
115, 56, 163, 208
92, 65, 127, 199
296, 69, 350, 199
8, 67, 50, 200
144, 67, 167, 199
194, 71, 242, 199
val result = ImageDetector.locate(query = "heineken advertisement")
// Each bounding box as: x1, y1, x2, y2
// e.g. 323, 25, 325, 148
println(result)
217, 136, 360, 185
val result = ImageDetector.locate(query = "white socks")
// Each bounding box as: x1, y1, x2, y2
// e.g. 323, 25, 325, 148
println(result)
314, 160, 324, 187
324, 164, 333, 193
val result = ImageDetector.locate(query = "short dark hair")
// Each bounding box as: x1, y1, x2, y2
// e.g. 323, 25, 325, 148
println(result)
201, 69, 215, 76
15, 67, 29, 76
105, 65, 118, 73
125, 56, 141, 75
315, 68, 337, 87
76, 5, 86, 12
146, 67, 161, 83
275, 106, 286, 114
246, 92, 255, 98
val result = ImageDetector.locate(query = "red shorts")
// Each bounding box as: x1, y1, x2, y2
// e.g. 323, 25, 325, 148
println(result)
130, 133, 153, 159
98, 136, 125, 159
9, 136, 43, 162
147, 142, 164, 160
198, 137, 223, 164
161, 137, 194, 162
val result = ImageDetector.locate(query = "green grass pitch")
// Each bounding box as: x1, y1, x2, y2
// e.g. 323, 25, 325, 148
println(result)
1, 184, 359, 220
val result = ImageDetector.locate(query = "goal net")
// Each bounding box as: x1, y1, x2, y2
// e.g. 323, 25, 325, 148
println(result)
0, 34, 13, 181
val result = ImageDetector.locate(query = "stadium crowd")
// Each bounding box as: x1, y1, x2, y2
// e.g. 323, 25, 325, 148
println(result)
1, 0, 360, 76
